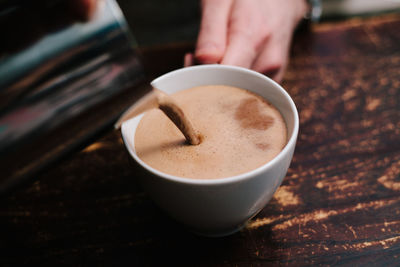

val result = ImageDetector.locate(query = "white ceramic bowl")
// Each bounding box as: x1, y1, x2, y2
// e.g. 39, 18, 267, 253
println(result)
121, 65, 299, 236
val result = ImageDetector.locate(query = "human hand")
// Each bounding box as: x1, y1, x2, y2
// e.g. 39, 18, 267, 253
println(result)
188, 0, 308, 82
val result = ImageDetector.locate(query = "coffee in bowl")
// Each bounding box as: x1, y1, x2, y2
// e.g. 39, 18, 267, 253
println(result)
134, 85, 287, 179
120, 65, 299, 236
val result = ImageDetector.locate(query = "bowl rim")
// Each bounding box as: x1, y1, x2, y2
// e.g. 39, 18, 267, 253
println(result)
121, 64, 299, 186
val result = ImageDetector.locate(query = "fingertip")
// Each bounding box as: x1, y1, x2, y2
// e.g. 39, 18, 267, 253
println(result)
184, 53, 194, 67
253, 62, 285, 82
252, 47, 287, 82
220, 44, 255, 69
195, 44, 224, 64
273, 71, 284, 83
195, 0, 231, 64
254, 63, 279, 75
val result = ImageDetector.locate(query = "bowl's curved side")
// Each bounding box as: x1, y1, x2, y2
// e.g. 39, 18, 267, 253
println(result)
121, 65, 299, 236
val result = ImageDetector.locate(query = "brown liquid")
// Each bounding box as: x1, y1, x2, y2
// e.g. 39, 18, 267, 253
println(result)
156, 89, 201, 145
134, 85, 287, 179
115, 88, 200, 145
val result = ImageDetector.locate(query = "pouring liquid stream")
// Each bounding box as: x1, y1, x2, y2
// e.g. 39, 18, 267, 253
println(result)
115, 87, 201, 145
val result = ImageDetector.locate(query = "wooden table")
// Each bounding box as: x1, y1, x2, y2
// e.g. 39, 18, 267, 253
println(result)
1, 14, 400, 266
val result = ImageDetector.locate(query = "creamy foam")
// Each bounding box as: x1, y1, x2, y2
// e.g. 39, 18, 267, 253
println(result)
134, 85, 287, 179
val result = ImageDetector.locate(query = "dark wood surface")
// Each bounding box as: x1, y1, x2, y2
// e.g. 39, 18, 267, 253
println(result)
1, 14, 400, 266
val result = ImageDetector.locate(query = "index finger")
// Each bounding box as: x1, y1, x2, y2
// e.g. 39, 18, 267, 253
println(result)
195, 0, 232, 64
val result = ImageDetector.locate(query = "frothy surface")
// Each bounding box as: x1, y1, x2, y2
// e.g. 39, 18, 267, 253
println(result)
134, 85, 287, 179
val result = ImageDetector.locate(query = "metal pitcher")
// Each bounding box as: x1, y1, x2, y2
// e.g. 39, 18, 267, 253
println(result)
0, 0, 145, 193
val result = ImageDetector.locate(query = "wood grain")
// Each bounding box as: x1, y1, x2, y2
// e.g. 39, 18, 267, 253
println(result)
1, 14, 400, 266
